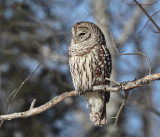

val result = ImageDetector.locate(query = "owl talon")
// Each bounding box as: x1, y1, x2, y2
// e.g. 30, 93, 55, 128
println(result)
77, 89, 94, 95
77, 90, 85, 95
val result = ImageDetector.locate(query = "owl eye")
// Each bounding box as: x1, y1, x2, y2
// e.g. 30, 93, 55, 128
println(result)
77, 31, 90, 42
79, 33, 86, 36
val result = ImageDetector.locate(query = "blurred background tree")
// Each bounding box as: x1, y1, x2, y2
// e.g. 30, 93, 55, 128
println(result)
0, 0, 160, 137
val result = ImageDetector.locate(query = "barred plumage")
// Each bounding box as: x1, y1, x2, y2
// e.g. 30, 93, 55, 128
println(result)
69, 22, 112, 126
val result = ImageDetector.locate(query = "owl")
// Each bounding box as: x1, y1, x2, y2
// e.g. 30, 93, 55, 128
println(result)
68, 21, 112, 126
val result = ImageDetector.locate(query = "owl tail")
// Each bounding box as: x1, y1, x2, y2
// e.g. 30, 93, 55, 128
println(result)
84, 91, 108, 126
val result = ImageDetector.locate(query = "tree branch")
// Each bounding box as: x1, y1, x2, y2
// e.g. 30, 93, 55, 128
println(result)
94, 73, 160, 92
0, 73, 160, 121
134, 0, 160, 33
0, 91, 77, 121
115, 90, 129, 126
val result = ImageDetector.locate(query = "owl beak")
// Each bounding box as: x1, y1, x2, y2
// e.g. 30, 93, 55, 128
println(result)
73, 38, 77, 44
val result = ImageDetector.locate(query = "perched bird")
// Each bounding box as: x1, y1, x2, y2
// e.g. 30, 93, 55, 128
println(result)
68, 21, 112, 126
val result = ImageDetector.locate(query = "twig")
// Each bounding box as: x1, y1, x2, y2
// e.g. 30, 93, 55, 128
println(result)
6, 62, 42, 113
108, 25, 152, 75
118, 36, 129, 50
107, 115, 116, 119
94, 73, 160, 92
135, 50, 151, 75
1, 62, 42, 127
138, 10, 160, 34
134, 0, 160, 33
127, 1, 158, 6
0, 91, 77, 121
29, 99, 36, 110
115, 91, 129, 126
0, 73, 160, 121
118, 50, 151, 75
105, 78, 120, 85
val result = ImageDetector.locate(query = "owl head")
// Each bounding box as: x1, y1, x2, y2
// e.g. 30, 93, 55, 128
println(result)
69, 22, 106, 56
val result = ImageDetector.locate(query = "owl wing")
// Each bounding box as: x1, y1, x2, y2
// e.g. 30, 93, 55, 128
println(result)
96, 44, 111, 124
84, 44, 111, 126
101, 44, 111, 103
93, 44, 112, 87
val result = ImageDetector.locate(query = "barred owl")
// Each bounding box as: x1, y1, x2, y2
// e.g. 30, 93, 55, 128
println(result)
68, 22, 112, 126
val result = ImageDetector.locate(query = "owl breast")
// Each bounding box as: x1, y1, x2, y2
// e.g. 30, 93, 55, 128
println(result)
69, 53, 94, 92
69, 45, 102, 93
69, 44, 111, 94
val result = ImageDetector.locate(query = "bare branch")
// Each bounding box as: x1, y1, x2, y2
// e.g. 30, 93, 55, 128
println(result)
128, 1, 158, 6
105, 78, 120, 85
0, 73, 160, 122
138, 10, 160, 34
135, 50, 152, 75
0, 91, 77, 121
94, 73, 160, 92
107, 25, 152, 75
115, 91, 129, 126
115, 50, 152, 75
5, 62, 42, 113
29, 99, 36, 110
0, 62, 42, 127
133, 0, 160, 33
